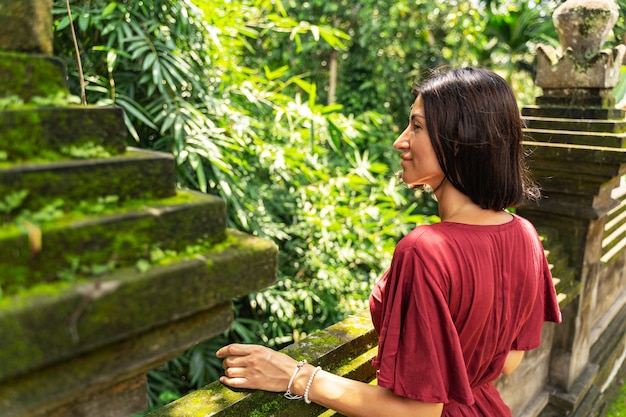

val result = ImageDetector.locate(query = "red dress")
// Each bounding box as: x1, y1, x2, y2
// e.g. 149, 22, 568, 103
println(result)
369, 214, 561, 416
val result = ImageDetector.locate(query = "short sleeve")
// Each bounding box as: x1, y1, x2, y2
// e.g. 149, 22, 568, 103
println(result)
372, 246, 475, 405
511, 251, 562, 350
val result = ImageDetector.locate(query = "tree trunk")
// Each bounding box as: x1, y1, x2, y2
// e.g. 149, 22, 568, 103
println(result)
328, 49, 338, 105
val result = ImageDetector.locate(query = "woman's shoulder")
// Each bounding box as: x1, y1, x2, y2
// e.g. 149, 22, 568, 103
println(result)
397, 214, 535, 251
395, 222, 454, 254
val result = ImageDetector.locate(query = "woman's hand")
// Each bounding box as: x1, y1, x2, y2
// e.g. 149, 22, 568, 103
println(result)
216, 344, 300, 392
217, 343, 444, 417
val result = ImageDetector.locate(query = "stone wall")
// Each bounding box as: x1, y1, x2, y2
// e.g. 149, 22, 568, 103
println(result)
0, 1, 278, 416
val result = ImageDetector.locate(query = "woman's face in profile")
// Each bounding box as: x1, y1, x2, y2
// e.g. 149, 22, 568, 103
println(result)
393, 95, 444, 189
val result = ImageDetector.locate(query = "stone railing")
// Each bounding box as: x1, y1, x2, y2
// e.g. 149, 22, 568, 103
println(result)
148, 311, 378, 417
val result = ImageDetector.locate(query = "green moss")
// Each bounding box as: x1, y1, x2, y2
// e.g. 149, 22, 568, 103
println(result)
248, 399, 282, 417
0, 107, 127, 161
0, 156, 175, 216
0, 279, 74, 309
0, 311, 46, 375
0, 190, 227, 297
0, 231, 276, 382
0, 52, 67, 101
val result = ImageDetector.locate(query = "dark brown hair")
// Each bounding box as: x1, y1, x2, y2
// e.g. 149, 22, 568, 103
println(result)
412, 67, 539, 210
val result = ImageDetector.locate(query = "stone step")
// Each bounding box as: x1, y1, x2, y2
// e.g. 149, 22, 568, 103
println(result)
523, 142, 626, 198
0, 52, 67, 101
522, 105, 626, 120
524, 116, 626, 133
529, 171, 621, 201
527, 164, 622, 201
602, 199, 626, 262
538, 228, 579, 306
0, 190, 226, 295
0, 229, 277, 384
0, 106, 127, 161
0, 147, 176, 213
546, 364, 600, 417
4, 306, 233, 417
524, 128, 626, 148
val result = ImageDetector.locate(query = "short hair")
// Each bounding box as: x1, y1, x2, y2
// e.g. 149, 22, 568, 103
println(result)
411, 67, 539, 210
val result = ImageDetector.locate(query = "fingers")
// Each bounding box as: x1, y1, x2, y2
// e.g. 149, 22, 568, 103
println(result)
221, 355, 247, 370
215, 343, 259, 358
215, 344, 234, 358
223, 365, 245, 378
219, 375, 250, 389
216, 344, 296, 392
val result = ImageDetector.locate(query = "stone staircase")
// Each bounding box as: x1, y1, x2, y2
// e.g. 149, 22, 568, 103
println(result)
538, 227, 579, 307
0, 50, 277, 417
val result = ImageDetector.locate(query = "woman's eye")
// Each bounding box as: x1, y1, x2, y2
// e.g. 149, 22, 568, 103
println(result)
412, 124, 421, 132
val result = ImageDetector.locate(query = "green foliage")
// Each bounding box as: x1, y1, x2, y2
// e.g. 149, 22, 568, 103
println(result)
76, 195, 120, 214
56, 256, 117, 282
60, 143, 112, 159
606, 373, 626, 416
0, 190, 29, 215
17, 199, 65, 225
0, 95, 25, 110
52, 0, 565, 411
247, 0, 560, 131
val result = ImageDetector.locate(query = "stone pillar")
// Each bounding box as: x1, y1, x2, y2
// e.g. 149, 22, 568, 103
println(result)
0, 0, 67, 101
519, 0, 626, 415
0, 0, 53, 55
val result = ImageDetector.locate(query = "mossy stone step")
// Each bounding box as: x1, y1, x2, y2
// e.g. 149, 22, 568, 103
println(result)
522, 106, 626, 120
0, 52, 66, 100
147, 311, 377, 417
524, 116, 626, 134
0, 190, 226, 294
0, 229, 277, 382
523, 141, 626, 167
0, 303, 233, 417
0, 147, 176, 212
602, 202, 626, 262
0, 106, 127, 161
528, 177, 622, 206
524, 129, 626, 148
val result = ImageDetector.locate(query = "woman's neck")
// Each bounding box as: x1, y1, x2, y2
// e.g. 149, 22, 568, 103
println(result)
434, 181, 512, 225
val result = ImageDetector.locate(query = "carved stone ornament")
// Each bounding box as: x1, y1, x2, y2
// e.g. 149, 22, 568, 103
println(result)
535, 0, 626, 90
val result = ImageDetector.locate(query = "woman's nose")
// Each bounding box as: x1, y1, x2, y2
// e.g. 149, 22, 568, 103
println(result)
393, 129, 409, 150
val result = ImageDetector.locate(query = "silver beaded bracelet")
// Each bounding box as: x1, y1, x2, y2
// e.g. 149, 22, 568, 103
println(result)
304, 366, 322, 404
284, 359, 307, 400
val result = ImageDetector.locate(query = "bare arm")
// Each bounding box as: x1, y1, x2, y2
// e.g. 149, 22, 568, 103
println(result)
216, 344, 443, 417
501, 350, 524, 375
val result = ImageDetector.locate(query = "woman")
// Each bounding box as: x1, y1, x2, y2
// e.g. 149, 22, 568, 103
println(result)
217, 67, 562, 416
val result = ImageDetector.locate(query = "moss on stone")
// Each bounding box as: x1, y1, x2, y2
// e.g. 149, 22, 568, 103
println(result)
1, 303, 233, 414
0, 107, 128, 161
0, 190, 227, 296
0, 230, 277, 381
0, 150, 176, 214
0, 52, 65, 100
145, 313, 375, 417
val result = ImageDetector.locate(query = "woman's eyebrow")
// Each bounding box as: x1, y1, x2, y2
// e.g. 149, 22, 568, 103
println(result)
410, 113, 425, 122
